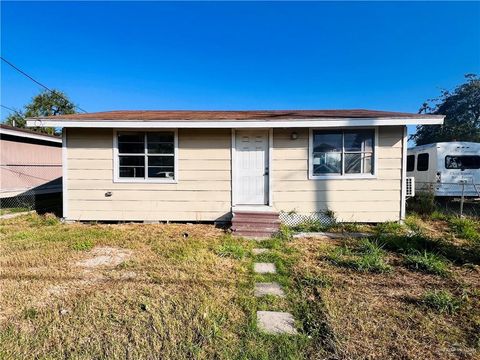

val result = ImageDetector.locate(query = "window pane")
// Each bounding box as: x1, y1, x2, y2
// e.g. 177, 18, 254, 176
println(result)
345, 153, 361, 173
147, 132, 174, 154
363, 154, 373, 174
147, 142, 174, 154
407, 155, 415, 172
344, 130, 374, 152
147, 132, 174, 143
118, 132, 144, 153
313, 152, 342, 175
345, 153, 373, 174
148, 167, 175, 178
148, 156, 174, 167
445, 155, 480, 169
119, 156, 144, 166
313, 131, 342, 152
119, 167, 145, 178
417, 153, 429, 171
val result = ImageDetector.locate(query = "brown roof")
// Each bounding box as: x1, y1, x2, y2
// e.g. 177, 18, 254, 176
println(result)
35, 109, 441, 121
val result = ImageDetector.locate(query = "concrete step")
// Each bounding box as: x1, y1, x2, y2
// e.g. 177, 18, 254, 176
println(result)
233, 230, 278, 238
232, 225, 280, 233
232, 217, 281, 225
252, 248, 269, 255
254, 262, 276, 274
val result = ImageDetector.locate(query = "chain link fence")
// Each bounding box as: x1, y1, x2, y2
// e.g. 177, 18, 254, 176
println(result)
411, 181, 480, 218
0, 164, 62, 216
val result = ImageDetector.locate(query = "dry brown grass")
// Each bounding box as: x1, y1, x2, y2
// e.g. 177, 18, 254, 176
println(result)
0, 214, 251, 359
2, 213, 479, 359
290, 231, 480, 360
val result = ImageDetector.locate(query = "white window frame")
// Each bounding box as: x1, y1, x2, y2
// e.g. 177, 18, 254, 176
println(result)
113, 129, 178, 183
308, 127, 378, 180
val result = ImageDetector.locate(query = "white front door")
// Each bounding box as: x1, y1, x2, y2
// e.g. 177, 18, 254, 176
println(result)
234, 130, 269, 205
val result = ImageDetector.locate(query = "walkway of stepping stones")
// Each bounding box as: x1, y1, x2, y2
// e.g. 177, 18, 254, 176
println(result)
252, 248, 297, 335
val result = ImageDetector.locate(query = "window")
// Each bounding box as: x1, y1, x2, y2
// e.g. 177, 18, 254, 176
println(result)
417, 153, 429, 171
115, 131, 177, 182
407, 155, 415, 172
445, 155, 480, 170
310, 129, 375, 178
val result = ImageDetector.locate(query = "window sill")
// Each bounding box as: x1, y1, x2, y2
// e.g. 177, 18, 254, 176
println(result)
308, 174, 377, 180
113, 178, 178, 184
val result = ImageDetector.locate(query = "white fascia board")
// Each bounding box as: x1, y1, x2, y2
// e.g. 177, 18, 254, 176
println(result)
0, 127, 62, 143
26, 116, 444, 129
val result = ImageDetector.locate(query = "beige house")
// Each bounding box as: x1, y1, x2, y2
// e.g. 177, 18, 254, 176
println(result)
27, 110, 443, 236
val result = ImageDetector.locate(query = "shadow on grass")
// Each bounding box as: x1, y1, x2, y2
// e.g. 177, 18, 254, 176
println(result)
375, 232, 480, 266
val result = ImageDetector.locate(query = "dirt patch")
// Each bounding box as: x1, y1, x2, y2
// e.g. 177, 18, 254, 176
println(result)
75, 246, 132, 268
39, 247, 134, 304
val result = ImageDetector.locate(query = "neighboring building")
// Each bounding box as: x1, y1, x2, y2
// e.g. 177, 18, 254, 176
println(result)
0, 124, 62, 199
407, 142, 480, 197
27, 110, 443, 236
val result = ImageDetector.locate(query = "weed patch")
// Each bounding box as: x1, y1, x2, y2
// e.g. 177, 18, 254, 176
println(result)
327, 239, 391, 273
71, 239, 94, 251
215, 239, 247, 259
421, 290, 463, 314
405, 250, 450, 276
449, 217, 480, 242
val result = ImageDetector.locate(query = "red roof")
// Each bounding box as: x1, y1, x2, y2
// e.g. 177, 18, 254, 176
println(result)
36, 109, 441, 121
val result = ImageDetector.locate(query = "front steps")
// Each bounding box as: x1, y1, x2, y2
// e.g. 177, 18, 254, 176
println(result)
231, 207, 280, 238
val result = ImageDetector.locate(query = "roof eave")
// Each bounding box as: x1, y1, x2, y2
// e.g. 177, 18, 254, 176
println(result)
26, 116, 444, 129
0, 126, 62, 143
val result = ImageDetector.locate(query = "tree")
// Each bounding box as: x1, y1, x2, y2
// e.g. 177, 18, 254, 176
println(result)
4, 90, 76, 135
411, 74, 480, 146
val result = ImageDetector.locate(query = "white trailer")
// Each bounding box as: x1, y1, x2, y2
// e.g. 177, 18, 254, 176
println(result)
407, 142, 480, 198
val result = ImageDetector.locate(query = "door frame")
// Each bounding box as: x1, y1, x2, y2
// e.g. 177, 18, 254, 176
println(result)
231, 128, 273, 207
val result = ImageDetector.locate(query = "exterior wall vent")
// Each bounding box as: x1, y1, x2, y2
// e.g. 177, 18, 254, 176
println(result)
406, 177, 415, 198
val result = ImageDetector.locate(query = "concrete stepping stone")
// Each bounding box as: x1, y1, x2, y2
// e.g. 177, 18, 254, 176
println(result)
257, 311, 297, 335
254, 262, 276, 274
252, 248, 269, 255
293, 231, 372, 239
254, 282, 285, 297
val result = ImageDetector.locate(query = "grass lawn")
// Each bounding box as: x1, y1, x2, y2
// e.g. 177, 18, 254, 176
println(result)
0, 213, 479, 359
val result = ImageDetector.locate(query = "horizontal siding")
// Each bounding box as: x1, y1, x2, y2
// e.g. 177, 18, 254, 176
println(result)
67, 126, 404, 223
272, 127, 403, 222
66, 210, 231, 222
68, 169, 232, 181
68, 179, 231, 191
67, 128, 232, 221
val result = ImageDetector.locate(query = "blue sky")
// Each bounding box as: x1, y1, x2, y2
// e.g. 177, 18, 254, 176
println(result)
1, 1, 479, 137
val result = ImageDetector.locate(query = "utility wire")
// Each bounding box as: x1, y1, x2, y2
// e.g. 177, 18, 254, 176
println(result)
1, 104, 22, 115
1, 56, 88, 113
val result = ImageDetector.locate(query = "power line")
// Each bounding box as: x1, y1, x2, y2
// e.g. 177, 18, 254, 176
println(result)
1, 104, 22, 115
1, 56, 88, 113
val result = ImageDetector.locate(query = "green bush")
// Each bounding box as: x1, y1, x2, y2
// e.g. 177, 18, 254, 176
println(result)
405, 250, 450, 276
422, 290, 462, 314
408, 191, 436, 215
